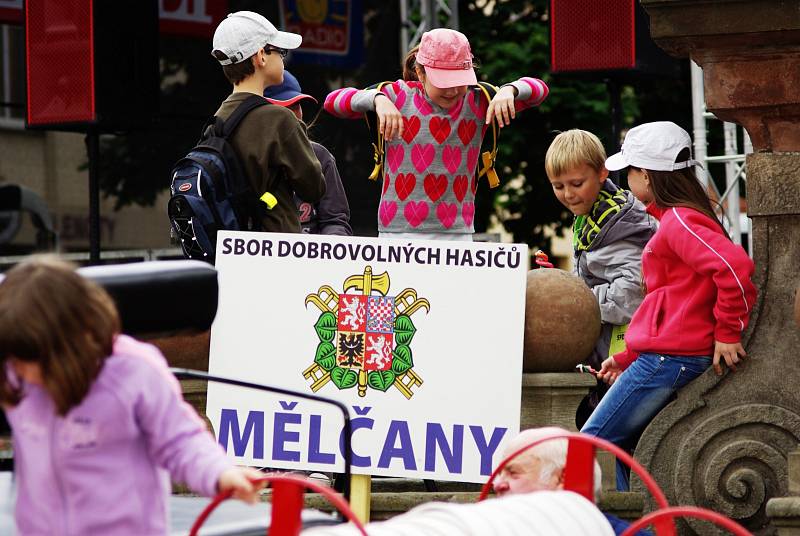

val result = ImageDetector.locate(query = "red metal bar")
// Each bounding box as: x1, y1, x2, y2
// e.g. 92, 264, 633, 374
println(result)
563, 440, 595, 502
189, 474, 367, 536
268, 480, 305, 536
620, 506, 753, 536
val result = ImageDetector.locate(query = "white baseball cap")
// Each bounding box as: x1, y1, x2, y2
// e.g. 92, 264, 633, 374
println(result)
605, 121, 702, 172
212, 11, 301, 66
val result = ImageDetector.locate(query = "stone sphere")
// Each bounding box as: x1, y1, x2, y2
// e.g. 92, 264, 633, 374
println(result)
523, 268, 601, 372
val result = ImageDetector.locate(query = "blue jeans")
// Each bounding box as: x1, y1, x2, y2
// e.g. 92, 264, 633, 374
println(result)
580, 353, 711, 490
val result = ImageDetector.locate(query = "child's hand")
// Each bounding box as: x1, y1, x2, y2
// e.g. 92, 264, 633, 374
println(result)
486, 86, 517, 128
597, 356, 622, 385
217, 466, 266, 504
375, 94, 404, 141
713, 340, 746, 375
534, 250, 554, 268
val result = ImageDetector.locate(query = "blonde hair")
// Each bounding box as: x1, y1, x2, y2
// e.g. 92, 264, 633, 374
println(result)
545, 129, 607, 179
0, 255, 120, 415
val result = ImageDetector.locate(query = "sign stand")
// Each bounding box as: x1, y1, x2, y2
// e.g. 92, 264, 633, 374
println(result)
349, 474, 371, 523
85, 129, 101, 264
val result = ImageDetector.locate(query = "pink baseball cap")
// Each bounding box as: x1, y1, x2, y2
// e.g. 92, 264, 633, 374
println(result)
416, 28, 478, 89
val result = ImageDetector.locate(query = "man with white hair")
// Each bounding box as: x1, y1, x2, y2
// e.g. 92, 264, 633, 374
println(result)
493, 427, 651, 536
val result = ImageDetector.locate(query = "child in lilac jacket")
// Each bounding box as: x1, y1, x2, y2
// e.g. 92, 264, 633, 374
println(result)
325, 28, 548, 241
0, 256, 263, 535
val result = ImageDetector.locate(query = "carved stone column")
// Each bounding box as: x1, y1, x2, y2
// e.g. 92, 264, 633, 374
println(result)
635, 2, 800, 534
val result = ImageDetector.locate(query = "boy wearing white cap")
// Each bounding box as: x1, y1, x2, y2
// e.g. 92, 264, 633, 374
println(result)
580, 121, 756, 491
210, 11, 325, 233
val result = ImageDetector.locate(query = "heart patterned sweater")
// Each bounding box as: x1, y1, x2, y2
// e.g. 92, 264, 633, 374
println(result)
324, 78, 549, 235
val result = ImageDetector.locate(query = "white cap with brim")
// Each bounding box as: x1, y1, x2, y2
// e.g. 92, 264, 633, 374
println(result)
212, 11, 301, 66
605, 121, 703, 172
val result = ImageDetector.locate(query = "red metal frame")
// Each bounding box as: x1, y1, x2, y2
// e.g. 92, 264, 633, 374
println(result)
620, 506, 753, 536
24, 0, 96, 126
189, 474, 367, 536
549, 0, 637, 72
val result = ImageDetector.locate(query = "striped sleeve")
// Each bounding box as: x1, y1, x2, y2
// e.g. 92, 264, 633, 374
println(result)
505, 77, 549, 112
323, 80, 408, 119
666, 207, 757, 343
324, 88, 364, 119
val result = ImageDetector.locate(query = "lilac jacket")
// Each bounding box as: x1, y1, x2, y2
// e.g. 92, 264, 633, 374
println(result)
6, 335, 232, 535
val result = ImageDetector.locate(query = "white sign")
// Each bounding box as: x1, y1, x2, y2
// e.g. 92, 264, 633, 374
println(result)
206, 232, 527, 483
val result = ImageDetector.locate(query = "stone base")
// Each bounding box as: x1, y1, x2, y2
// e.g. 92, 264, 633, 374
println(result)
300, 488, 643, 522
520, 372, 597, 432
767, 497, 800, 536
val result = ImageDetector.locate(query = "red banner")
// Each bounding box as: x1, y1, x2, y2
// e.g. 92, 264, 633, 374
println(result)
0, 0, 226, 38
159, 0, 227, 38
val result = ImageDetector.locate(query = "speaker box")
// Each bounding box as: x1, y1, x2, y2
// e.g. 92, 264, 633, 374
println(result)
24, 0, 159, 132
550, 0, 680, 76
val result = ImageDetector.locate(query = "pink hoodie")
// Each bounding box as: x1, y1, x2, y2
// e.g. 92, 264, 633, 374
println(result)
6, 335, 232, 535
613, 205, 757, 369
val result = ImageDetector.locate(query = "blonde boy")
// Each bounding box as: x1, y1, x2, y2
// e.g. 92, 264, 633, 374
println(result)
545, 130, 656, 423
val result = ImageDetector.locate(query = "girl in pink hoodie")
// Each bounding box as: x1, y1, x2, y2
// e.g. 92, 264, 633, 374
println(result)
0, 256, 263, 535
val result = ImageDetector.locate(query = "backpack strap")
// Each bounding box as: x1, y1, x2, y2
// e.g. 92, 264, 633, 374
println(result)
364, 81, 393, 181
221, 94, 269, 138
214, 95, 276, 219
223, 95, 278, 209
476, 81, 501, 189
198, 94, 269, 141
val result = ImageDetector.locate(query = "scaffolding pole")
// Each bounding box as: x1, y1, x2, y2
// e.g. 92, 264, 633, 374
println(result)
691, 61, 709, 189
399, 0, 459, 57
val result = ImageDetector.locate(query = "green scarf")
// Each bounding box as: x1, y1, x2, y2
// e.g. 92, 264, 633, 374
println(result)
572, 187, 629, 251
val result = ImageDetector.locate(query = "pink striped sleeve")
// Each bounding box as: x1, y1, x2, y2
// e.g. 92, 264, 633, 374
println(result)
324, 88, 362, 119
513, 77, 549, 112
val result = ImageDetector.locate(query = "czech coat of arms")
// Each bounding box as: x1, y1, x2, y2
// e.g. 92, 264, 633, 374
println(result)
303, 266, 429, 398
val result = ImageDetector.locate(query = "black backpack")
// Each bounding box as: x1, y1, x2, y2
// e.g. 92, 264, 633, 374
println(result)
168, 95, 268, 263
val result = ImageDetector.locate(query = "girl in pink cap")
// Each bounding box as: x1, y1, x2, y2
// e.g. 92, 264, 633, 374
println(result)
324, 28, 548, 241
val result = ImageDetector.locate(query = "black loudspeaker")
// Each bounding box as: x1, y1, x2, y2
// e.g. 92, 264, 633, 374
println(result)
550, 0, 680, 77
24, 0, 159, 132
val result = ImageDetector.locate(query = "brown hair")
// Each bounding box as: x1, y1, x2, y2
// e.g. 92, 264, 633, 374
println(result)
403, 45, 420, 81
0, 256, 120, 415
213, 50, 258, 85
637, 148, 730, 239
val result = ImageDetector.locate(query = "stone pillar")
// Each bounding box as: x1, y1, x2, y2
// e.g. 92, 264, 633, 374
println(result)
634, 2, 800, 534
794, 285, 800, 327
520, 373, 596, 432
767, 449, 800, 535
